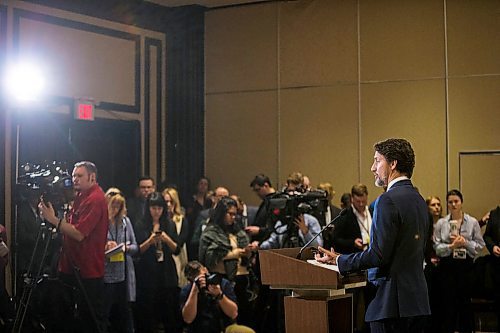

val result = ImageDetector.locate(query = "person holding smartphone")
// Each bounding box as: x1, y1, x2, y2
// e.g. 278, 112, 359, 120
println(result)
433, 189, 485, 332
134, 192, 181, 333
199, 196, 254, 328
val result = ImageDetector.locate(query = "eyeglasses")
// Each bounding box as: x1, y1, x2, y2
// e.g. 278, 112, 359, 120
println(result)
108, 191, 122, 197
226, 212, 237, 217
252, 187, 262, 192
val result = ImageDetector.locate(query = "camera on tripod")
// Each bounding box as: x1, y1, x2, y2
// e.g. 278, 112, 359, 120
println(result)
17, 161, 73, 210
267, 188, 328, 228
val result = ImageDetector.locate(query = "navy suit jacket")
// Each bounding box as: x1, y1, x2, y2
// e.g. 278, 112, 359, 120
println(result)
337, 179, 430, 321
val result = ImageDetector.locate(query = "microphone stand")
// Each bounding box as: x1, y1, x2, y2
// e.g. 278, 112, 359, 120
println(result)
296, 208, 346, 259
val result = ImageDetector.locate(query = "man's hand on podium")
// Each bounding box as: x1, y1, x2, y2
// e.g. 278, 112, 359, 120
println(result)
314, 246, 340, 265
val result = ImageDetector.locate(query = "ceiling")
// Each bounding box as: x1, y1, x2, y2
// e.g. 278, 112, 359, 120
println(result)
145, 0, 267, 8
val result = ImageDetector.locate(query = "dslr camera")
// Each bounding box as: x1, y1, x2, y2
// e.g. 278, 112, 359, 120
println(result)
194, 273, 222, 291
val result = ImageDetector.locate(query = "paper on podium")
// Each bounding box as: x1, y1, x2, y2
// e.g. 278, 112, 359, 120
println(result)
306, 259, 340, 273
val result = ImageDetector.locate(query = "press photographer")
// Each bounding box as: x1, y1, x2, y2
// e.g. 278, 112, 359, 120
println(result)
250, 172, 325, 249
38, 161, 108, 333
180, 260, 254, 333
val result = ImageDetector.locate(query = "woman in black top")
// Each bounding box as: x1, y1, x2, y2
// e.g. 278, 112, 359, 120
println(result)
134, 192, 181, 333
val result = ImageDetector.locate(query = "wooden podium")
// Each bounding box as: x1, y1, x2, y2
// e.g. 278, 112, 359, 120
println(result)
259, 247, 366, 333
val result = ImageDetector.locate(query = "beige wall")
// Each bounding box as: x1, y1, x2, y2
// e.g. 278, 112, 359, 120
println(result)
205, 0, 500, 218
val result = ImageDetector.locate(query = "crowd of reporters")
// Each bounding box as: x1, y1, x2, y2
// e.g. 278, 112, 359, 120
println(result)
4, 167, 500, 333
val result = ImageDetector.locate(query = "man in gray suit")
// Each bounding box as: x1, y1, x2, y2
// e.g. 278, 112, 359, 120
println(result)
316, 138, 430, 333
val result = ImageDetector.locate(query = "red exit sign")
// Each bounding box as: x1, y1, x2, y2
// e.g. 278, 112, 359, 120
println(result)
74, 100, 95, 121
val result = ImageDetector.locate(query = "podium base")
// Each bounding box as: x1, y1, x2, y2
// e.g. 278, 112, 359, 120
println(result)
284, 293, 353, 333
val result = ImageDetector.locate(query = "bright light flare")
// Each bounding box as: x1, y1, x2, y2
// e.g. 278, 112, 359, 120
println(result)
4, 61, 45, 102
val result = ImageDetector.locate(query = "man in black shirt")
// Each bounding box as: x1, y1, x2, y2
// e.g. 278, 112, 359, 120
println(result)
246, 174, 276, 243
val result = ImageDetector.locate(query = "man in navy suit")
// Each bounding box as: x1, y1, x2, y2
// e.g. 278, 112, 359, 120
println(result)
316, 138, 430, 332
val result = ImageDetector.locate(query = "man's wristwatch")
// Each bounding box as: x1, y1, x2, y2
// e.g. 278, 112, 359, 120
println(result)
215, 292, 224, 301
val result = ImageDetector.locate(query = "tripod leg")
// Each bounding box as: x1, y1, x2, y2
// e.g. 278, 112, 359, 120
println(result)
12, 226, 53, 332
71, 267, 104, 333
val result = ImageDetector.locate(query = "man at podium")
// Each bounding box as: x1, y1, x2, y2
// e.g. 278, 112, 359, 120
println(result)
316, 138, 430, 333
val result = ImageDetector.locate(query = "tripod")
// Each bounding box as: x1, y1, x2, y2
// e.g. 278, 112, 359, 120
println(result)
12, 220, 56, 332
278, 219, 303, 249
12, 213, 103, 333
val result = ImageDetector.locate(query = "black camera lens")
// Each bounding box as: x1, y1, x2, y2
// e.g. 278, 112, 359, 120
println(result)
206, 273, 221, 286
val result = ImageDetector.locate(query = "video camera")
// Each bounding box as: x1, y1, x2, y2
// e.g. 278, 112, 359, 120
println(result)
267, 188, 328, 227
17, 161, 73, 210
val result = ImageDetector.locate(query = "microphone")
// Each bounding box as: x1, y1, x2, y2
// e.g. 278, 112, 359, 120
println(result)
296, 208, 347, 259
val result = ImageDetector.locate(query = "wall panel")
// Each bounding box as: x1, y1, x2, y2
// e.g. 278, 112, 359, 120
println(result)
205, 2, 278, 93
448, 76, 500, 190
205, 1, 500, 206
279, 0, 358, 87
447, 0, 500, 76
360, 80, 447, 199
460, 153, 500, 219
205, 91, 278, 203
360, 0, 445, 81
279, 85, 359, 196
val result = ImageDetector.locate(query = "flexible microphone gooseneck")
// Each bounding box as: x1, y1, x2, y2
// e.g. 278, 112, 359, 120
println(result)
296, 208, 347, 259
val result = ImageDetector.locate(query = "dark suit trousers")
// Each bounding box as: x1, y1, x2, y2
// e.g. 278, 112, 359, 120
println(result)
370, 315, 428, 333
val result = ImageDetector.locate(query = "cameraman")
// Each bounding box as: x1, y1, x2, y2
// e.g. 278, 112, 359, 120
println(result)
252, 213, 323, 250
39, 161, 108, 333
180, 261, 254, 333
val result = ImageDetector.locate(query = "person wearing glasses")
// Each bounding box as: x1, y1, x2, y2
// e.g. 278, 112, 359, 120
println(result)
199, 196, 254, 328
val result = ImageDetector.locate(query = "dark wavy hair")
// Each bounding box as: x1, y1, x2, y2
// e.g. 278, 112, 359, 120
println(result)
210, 196, 238, 230
374, 138, 415, 178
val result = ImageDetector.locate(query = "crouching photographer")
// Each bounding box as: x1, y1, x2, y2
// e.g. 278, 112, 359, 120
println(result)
180, 261, 255, 333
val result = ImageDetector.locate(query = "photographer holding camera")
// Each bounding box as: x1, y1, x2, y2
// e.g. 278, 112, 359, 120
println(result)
180, 260, 254, 333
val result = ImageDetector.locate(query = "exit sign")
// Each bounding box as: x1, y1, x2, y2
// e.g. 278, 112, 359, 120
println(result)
74, 99, 95, 121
